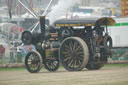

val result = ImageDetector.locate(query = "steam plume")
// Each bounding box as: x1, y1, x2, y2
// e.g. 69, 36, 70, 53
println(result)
48, 0, 80, 24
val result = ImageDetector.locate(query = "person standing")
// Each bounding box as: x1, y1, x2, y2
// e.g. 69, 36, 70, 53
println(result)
9, 42, 15, 63
16, 43, 22, 63
0, 45, 5, 64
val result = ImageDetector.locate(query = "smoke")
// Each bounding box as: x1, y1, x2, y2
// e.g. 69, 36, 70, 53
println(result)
47, 0, 80, 24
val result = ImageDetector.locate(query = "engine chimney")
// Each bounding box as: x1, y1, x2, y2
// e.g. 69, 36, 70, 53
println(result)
40, 16, 45, 41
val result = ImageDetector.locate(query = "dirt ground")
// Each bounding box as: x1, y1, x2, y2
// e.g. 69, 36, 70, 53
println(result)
0, 65, 128, 85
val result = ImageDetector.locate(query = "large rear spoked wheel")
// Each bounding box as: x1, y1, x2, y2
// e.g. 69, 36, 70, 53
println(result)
25, 51, 42, 73
59, 37, 89, 71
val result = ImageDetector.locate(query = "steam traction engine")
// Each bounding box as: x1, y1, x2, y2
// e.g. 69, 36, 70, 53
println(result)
21, 16, 115, 73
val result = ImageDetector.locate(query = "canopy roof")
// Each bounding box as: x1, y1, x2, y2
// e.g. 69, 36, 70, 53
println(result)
96, 17, 116, 26
54, 17, 115, 27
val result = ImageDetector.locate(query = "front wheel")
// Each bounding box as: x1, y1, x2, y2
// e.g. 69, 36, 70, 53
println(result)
25, 51, 42, 73
44, 58, 59, 72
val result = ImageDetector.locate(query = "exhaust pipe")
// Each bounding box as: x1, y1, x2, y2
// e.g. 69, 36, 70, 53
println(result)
40, 16, 45, 41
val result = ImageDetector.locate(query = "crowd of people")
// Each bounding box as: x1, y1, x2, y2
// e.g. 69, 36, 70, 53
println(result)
9, 42, 36, 64
0, 42, 35, 64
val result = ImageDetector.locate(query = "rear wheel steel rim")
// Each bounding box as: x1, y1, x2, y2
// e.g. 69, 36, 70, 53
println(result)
60, 39, 85, 70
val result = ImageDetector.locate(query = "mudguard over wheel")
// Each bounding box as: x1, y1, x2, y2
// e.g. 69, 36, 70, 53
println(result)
25, 51, 42, 73
44, 58, 59, 72
59, 37, 89, 71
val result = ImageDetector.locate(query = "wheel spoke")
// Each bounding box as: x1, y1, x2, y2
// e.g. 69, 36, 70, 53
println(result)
73, 42, 77, 51
78, 59, 82, 65
69, 42, 73, 51
76, 59, 79, 66
72, 58, 76, 68
76, 51, 84, 55
64, 54, 71, 58
76, 47, 83, 52
27, 59, 32, 62
65, 44, 70, 51
77, 55, 83, 60
79, 55, 84, 59
64, 56, 72, 62
75, 45, 81, 52
52, 62, 56, 68
68, 58, 73, 67
74, 58, 77, 67
70, 41, 74, 50
65, 47, 70, 51
62, 51, 70, 55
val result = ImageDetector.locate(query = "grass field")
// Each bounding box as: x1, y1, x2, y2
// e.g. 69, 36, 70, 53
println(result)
0, 64, 128, 85
0, 64, 128, 71
0, 63, 128, 71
